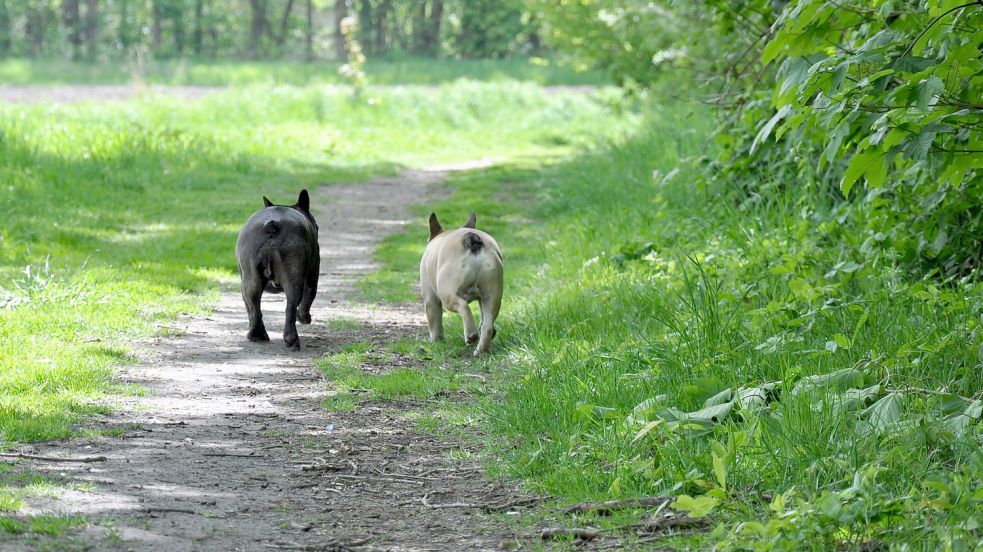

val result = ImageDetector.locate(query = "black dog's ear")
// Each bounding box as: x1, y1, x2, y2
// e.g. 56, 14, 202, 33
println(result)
297, 189, 310, 211
263, 196, 274, 208
463, 212, 476, 229
428, 213, 443, 242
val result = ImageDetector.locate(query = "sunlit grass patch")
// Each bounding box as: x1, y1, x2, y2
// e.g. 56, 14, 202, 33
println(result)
1, 80, 633, 447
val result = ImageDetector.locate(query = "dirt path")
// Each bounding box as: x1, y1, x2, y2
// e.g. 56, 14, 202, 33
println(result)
6, 163, 533, 551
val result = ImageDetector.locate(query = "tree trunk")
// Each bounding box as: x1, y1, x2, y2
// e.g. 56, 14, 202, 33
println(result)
63, 0, 81, 60
249, 0, 270, 58
0, 0, 9, 54
276, 0, 295, 46
333, 0, 347, 59
84, 0, 98, 60
305, 0, 314, 60
152, 1, 162, 52
374, 0, 390, 53
193, 0, 204, 55
425, 0, 443, 55
358, 0, 372, 53
173, 6, 185, 54
26, 5, 48, 56
118, 0, 129, 49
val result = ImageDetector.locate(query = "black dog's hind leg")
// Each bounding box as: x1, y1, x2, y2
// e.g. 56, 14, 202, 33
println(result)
242, 279, 269, 342
279, 270, 304, 351
298, 258, 318, 325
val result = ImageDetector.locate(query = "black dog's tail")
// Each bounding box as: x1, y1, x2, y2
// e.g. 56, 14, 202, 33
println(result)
463, 232, 483, 255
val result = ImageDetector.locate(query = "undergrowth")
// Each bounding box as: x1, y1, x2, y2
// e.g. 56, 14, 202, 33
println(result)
363, 100, 983, 549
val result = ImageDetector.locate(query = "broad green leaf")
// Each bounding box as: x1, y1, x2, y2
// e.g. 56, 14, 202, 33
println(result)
704, 388, 734, 408
864, 392, 903, 432
751, 105, 792, 154
686, 401, 735, 423
670, 494, 719, 518
916, 75, 945, 108
792, 368, 864, 396
890, 56, 937, 73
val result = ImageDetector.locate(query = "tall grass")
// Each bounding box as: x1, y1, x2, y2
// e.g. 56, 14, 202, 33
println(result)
365, 100, 983, 549
0, 82, 634, 447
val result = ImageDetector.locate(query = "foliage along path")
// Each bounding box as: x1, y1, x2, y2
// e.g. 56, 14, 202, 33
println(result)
5, 163, 532, 551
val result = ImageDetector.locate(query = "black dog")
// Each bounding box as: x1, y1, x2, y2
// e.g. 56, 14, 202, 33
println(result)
235, 190, 319, 350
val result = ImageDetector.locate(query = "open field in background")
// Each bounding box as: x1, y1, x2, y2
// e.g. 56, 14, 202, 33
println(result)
0, 56, 608, 87
362, 102, 983, 548
0, 81, 637, 451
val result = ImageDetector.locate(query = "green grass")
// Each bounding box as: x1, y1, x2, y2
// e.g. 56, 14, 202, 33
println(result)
0, 56, 608, 87
0, 514, 86, 536
316, 339, 485, 408
361, 102, 983, 549
0, 81, 634, 449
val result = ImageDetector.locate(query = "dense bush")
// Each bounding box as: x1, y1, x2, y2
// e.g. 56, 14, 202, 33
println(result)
534, 0, 983, 277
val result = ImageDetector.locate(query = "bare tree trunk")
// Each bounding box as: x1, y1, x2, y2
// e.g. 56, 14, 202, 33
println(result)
249, 0, 270, 58
0, 0, 10, 54
63, 0, 81, 59
333, 0, 347, 59
118, 0, 130, 48
276, 0, 296, 46
84, 0, 98, 60
193, 0, 204, 55
425, 0, 442, 55
26, 5, 48, 56
173, 5, 185, 54
152, 1, 163, 52
375, 0, 390, 53
305, 0, 314, 60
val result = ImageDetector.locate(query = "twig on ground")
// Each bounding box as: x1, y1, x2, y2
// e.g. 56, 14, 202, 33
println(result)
426, 496, 544, 512
0, 452, 107, 463
562, 496, 673, 516
540, 527, 600, 541
144, 506, 197, 515
202, 452, 263, 458
261, 536, 373, 551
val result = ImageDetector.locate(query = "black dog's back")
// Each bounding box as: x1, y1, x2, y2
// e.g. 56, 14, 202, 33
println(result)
236, 190, 320, 350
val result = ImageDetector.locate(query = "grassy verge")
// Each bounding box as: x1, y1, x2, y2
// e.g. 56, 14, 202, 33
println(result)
0, 56, 607, 87
361, 101, 983, 549
0, 81, 634, 449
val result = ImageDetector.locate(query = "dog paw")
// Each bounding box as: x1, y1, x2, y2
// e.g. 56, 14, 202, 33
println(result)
298, 311, 312, 325
247, 329, 270, 342
466, 333, 479, 344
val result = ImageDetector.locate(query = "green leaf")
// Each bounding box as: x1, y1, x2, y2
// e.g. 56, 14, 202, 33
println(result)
686, 401, 735, 423
670, 494, 719, 518
792, 368, 864, 396
890, 56, 937, 73
704, 388, 734, 408
712, 452, 727, 491
864, 392, 903, 432
751, 105, 792, 154
916, 75, 945, 108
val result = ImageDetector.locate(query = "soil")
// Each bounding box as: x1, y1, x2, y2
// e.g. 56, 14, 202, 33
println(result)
3, 163, 538, 551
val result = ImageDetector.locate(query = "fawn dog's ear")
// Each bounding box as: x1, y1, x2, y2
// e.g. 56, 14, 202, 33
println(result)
463, 212, 476, 229
263, 196, 274, 208
296, 189, 310, 211
428, 213, 443, 242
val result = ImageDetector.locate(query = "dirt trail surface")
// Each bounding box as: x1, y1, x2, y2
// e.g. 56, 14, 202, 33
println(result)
5, 163, 534, 551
